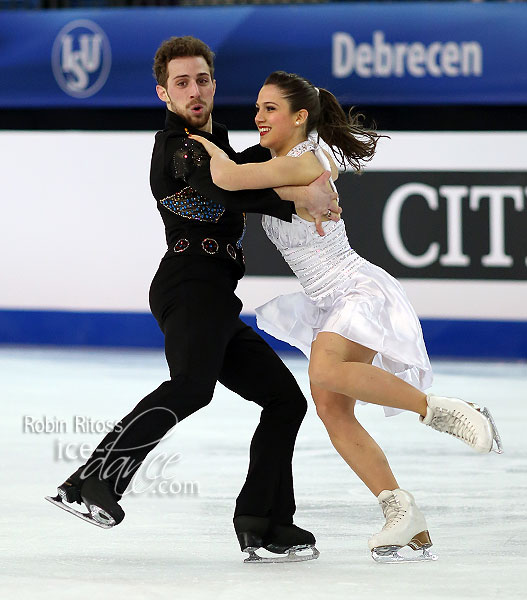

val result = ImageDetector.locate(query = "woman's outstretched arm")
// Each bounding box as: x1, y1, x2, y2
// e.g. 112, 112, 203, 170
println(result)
189, 134, 325, 190
189, 134, 341, 235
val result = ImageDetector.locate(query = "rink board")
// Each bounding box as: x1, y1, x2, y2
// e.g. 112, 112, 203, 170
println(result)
0, 309, 526, 360
0, 131, 526, 358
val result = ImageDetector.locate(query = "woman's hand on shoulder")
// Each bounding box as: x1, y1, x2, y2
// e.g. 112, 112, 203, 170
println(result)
188, 134, 228, 160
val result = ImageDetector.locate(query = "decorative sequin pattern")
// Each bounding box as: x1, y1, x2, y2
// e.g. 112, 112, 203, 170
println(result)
262, 140, 365, 300
226, 244, 236, 260
272, 218, 366, 300
236, 213, 247, 249
172, 238, 239, 259
173, 239, 190, 253
286, 139, 318, 158
160, 187, 225, 223
202, 238, 219, 254
172, 138, 210, 181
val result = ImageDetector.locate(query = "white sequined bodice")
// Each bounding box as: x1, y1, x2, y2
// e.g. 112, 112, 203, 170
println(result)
262, 140, 365, 300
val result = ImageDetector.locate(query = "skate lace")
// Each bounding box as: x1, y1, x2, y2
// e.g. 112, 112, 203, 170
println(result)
380, 497, 406, 530
431, 408, 477, 445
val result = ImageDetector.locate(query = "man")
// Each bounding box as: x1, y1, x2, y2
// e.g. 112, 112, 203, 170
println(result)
46, 36, 338, 563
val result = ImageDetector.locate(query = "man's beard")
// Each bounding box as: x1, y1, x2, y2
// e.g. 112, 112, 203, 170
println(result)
185, 105, 212, 128
166, 92, 213, 128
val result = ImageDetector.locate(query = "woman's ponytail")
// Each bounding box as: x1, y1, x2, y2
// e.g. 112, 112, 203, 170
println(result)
317, 88, 382, 171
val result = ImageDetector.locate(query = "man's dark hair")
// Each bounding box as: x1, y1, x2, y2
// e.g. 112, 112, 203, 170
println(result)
153, 36, 215, 88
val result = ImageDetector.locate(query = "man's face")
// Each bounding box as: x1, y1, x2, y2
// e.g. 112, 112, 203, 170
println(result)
156, 56, 216, 131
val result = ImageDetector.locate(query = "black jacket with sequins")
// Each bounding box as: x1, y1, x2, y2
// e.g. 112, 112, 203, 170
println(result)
150, 110, 294, 269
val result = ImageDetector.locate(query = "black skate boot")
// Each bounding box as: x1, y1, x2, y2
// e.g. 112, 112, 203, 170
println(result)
234, 515, 270, 554
58, 477, 83, 504
264, 523, 316, 553
234, 516, 319, 563
263, 523, 319, 561
80, 476, 125, 527
45, 475, 124, 529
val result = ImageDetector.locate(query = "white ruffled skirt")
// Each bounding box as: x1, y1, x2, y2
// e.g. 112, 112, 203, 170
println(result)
255, 262, 433, 417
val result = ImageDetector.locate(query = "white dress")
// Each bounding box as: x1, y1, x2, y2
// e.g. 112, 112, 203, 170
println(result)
255, 140, 432, 417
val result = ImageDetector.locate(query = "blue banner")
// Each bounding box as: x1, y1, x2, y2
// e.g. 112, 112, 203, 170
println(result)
0, 4, 526, 107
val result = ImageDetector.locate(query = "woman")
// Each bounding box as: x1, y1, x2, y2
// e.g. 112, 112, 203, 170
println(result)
190, 71, 502, 562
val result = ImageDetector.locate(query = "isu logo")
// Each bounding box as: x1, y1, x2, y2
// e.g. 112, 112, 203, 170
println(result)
52, 19, 111, 98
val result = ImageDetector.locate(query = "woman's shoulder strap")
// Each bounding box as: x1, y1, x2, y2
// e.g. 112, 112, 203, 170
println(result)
286, 139, 318, 158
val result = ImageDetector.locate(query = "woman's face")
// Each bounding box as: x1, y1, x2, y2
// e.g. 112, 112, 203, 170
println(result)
255, 84, 299, 152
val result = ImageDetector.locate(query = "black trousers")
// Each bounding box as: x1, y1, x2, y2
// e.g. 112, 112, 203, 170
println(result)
70, 255, 307, 524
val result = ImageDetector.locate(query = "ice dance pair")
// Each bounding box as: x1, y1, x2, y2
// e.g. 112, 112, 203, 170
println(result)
46, 37, 503, 565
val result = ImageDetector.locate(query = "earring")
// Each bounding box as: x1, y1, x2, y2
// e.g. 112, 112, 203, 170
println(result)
295, 121, 300, 125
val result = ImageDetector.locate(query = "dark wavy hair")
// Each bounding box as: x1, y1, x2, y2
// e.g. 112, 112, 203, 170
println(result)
153, 36, 215, 88
263, 71, 384, 171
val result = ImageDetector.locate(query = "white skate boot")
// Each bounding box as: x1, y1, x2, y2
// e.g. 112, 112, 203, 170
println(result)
368, 489, 437, 563
420, 394, 503, 454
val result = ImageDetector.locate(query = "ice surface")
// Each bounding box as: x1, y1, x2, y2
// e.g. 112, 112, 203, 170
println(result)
1, 347, 525, 599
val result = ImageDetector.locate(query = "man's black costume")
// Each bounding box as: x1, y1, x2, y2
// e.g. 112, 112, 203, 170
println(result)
56, 110, 313, 551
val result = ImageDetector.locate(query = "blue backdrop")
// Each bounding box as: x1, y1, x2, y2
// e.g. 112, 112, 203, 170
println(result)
0, 3, 526, 107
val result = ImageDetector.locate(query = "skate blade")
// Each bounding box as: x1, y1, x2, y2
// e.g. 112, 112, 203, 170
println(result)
243, 544, 320, 563
44, 495, 114, 529
371, 544, 438, 564
480, 407, 504, 454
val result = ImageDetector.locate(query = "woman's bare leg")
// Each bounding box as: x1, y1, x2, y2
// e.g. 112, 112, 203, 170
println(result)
309, 332, 428, 417
311, 383, 399, 496
308, 335, 439, 558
